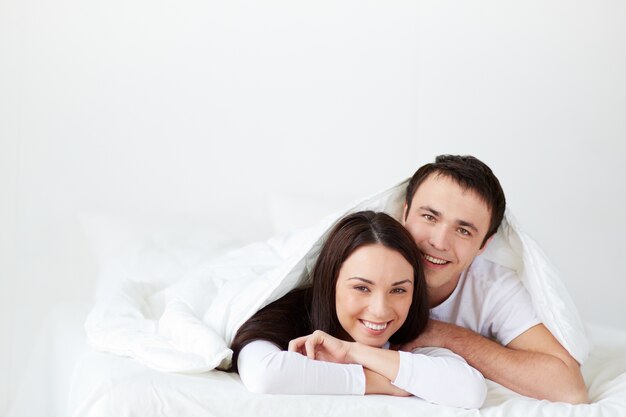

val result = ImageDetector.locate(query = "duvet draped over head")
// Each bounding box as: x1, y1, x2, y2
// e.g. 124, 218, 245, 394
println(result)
84, 179, 590, 373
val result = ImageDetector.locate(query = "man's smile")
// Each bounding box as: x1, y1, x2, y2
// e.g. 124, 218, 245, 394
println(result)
423, 253, 450, 266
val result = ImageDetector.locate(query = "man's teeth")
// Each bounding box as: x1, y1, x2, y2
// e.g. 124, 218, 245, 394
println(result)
424, 254, 448, 265
362, 321, 388, 331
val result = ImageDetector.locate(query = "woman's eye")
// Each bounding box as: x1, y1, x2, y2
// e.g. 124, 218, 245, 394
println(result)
354, 286, 369, 292
391, 288, 407, 294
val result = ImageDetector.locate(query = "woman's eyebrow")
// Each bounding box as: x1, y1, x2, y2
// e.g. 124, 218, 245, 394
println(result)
348, 277, 374, 284
347, 277, 412, 286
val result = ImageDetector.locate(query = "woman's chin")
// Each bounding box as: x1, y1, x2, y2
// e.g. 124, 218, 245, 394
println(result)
352, 334, 389, 348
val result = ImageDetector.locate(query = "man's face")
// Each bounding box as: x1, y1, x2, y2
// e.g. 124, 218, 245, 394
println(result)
403, 174, 492, 307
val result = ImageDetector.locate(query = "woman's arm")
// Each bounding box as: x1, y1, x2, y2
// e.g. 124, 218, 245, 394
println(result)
237, 340, 366, 395
290, 330, 487, 408
347, 341, 486, 408
393, 347, 487, 409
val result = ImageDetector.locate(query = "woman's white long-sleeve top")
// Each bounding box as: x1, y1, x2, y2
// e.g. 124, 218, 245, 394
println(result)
237, 340, 487, 409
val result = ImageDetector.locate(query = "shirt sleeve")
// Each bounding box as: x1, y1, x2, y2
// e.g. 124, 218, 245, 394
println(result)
486, 271, 542, 346
237, 340, 366, 395
392, 347, 487, 409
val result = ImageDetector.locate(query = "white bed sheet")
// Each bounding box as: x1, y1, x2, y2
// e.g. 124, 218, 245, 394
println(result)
68, 346, 626, 417
8, 304, 626, 417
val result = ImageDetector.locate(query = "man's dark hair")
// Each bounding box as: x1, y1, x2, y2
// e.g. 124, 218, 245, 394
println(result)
405, 155, 506, 247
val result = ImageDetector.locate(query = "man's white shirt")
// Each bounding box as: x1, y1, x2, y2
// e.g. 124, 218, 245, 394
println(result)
430, 256, 541, 346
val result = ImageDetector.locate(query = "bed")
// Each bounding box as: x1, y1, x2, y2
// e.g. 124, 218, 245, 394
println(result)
8, 181, 626, 417
8, 303, 626, 417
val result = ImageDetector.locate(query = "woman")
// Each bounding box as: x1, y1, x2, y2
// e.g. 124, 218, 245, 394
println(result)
230, 211, 486, 408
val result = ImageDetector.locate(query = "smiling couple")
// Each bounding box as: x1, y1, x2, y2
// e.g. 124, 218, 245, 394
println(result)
227, 155, 588, 408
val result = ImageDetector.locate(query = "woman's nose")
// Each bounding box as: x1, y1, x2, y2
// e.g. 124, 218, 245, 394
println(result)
368, 293, 392, 319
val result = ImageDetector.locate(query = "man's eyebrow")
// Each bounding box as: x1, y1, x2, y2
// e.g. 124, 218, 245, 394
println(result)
419, 206, 441, 216
457, 219, 479, 233
347, 277, 413, 286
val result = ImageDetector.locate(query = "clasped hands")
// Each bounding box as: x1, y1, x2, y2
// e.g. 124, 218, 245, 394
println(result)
288, 330, 354, 364
288, 330, 410, 396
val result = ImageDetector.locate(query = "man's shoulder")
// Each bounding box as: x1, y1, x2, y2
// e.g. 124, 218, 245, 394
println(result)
433, 257, 528, 320
454, 257, 539, 343
465, 256, 519, 287
464, 257, 523, 293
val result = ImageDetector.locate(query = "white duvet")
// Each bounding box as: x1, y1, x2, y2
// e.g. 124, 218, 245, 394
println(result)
85, 179, 590, 373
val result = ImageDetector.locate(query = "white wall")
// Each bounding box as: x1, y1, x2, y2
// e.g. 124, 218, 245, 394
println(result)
2, 1, 626, 415
412, 1, 626, 329
1, 1, 19, 412
0, 105, 18, 417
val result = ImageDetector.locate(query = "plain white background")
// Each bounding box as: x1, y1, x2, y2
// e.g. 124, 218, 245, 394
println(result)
1, 1, 625, 415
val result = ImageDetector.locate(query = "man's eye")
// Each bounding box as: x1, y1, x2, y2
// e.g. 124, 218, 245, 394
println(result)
423, 214, 435, 221
458, 228, 471, 236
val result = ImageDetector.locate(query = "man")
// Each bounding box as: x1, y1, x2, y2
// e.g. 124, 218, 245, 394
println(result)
400, 155, 588, 404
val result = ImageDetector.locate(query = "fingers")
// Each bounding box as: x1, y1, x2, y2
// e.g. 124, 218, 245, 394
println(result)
304, 334, 322, 360
288, 335, 305, 351
288, 335, 307, 354
288, 330, 327, 360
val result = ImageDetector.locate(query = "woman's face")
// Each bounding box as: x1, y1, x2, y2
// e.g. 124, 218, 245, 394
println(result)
335, 243, 414, 347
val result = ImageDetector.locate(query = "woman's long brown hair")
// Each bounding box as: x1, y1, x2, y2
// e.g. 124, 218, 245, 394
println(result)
229, 211, 428, 372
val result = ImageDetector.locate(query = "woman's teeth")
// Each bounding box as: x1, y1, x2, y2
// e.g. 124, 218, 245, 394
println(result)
362, 321, 388, 331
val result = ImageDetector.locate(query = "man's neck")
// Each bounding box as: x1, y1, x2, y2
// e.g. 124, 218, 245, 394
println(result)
427, 275, 462, 308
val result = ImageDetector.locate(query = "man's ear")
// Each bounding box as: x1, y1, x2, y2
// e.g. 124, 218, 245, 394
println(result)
477, 235, 495, 255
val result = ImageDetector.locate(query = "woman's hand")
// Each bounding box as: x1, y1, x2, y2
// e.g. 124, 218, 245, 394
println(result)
290, 330, 401, 386
288, 330, 354, 364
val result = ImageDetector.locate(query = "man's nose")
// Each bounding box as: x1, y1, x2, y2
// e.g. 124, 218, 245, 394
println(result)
428, 225, 451, 251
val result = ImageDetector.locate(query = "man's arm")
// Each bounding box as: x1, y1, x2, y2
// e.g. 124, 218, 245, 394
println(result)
364, 369, 410, 396
401, 320, 588, 404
